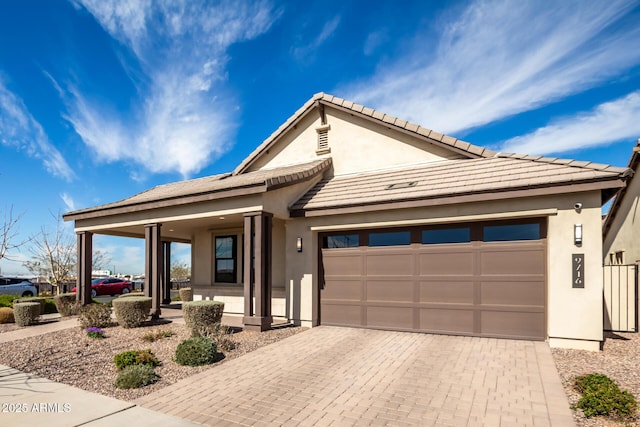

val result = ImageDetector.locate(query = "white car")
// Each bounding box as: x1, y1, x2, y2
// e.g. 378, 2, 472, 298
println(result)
0, 277, 38, 297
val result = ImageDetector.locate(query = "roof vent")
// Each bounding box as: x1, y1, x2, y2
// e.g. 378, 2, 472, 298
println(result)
386, 181, 417, 190
316, 124, 331, 155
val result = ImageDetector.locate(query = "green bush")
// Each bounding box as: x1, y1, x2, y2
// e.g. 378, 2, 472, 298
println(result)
44, 298, 57, 314
114, 364, 159, 389
183, 300, 224, 337
174, 337, 217, 366
0, 307, 14, 323
0, 294, 19, 308
142, 329, 175, 342
112, 297, 151, 328
17, 297, 47, 315
171, 294, 181, 302
54, 293, 80, 316
573, 373, 638, 419
113, 349, 160, 370
118, 292, 145, 298
178, 287, 192, 302
78, 303, 113, 329
13, 302, 40, 326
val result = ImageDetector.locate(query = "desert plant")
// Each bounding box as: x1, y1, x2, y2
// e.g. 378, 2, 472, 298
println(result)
0, 294, 19, 308
78, 303, 112, 329
114, 349, 160, 370
183, 300, 224, 337
54, 292, 80, 316
85, 327, 105, 339
178, 287, 192, 302
114, 364, 159, 389
202, 323, 237, 352
118, 292, 145, 298
0, 307, 15, 323
17, 297, 47, 315
174, 337, 217, 366
13, 302, 40, 326
112, 297, 151, 328
142, 329, 175, 342
43, 298, 57, 314
573, 373, 638, 419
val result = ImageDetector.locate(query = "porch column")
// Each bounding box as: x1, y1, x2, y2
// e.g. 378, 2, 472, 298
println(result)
144, 223, 163, 319
162, 241, 171, 305
76, 231, 93, 305
243, 211, 273, 331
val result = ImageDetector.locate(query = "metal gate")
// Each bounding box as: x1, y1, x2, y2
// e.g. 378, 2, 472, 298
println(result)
603, 264, 638, 332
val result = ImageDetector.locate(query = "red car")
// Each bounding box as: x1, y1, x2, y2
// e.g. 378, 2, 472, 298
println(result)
72, 277, 132, 298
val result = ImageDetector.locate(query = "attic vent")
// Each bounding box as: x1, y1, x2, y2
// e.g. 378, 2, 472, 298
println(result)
315, 124, 331, 155
386, 181, 417, 190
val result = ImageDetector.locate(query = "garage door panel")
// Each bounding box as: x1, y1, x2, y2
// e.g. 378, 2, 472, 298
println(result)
480, 248, 544, 275
418, 252, 474, 275
367, 280, 414, 302
322, 279, 361, 301
366, 253, 413, 276
419, 281, 474, 304
419, 308, 474, 334
322, 253, 362, 276
322, 303, 362, 327
481, 311, 545, 339
367, 306, 413, 329
480, 280, 545, 306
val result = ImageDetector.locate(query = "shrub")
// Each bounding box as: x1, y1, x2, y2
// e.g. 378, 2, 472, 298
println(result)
204, 323, 236, 352
18, 297, 47, 315
78, 303, 113, 329
183, 300, 225, 337
114, 349, 160, 370
0, 307, 15, 323
0, 294, 19, 308
54, 293, 80, 316
573, 373, 638, 419
174, 337, 217, 366
118, 292, 145, 298
44, 298, 57, 314
114, 364, 159, 389
142, 329, 175, 342
13, 302, 40, 326
112, 297, 151, 328
178, 287, 193, 302
85, 327, 105, 339
171, 294, 181, 302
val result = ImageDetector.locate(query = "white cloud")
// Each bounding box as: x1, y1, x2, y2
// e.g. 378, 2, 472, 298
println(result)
343, 0, 640, 135
0, 81, 74, 181
60, 193, 76, 211
292, 16, 341, 60
499, 91, 640, 155
67, 0, 278, 177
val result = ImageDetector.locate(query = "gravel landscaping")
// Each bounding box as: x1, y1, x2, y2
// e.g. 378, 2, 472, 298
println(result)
0, 316, 305, 401
551, 331, 640, 426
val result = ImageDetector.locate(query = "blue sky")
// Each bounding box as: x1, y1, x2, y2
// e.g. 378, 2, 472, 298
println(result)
1, 0, 640, 276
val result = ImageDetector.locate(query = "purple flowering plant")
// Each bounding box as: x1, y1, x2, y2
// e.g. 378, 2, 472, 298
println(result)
85, 327, 105, 339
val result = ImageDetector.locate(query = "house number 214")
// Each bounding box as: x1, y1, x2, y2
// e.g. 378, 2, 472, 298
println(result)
572, 254, 584, 288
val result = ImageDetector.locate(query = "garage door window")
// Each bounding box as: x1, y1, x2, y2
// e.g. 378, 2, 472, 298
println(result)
369, 231, 411, 246
483, 223, 540, 242
323, 234, 359, 248
422, 227, 470, 244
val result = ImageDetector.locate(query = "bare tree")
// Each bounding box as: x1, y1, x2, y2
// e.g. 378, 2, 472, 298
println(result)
170, 261, 191, 280
0, 205, 27, 262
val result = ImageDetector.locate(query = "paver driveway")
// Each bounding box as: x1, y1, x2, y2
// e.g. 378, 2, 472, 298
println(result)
136, 327, 574, 426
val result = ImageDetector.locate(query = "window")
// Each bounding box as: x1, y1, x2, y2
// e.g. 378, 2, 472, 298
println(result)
323, 234, 359, 248
422, 227, 470, 244
369, 231, 411, 247
215, 235, 237, 283
483, 223, 540, 242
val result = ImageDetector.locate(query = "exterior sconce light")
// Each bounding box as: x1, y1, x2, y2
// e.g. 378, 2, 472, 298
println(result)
574, 224, 582, 245
296, 237, 303, 252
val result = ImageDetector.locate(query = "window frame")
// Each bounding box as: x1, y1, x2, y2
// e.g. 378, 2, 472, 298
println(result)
214, 235, 238, 284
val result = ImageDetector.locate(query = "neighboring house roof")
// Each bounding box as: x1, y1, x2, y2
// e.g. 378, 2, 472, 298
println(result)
233, 92, 496, 174
63, 158, 331, 221
291, 155, 630, 216
603, 139, 640, 236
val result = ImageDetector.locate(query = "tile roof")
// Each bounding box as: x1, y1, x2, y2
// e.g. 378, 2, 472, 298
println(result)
233, 92, 495, 174
64, 159, 331, 219
291, 155, 629, 213
603, 139, 640, 235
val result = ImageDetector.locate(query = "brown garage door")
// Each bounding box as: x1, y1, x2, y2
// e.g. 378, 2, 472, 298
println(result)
320, 220, 546, 340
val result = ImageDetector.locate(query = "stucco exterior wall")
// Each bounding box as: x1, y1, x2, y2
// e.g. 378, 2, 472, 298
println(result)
248, 106, 465, 176
604, 171, 640, 265
284, 191, 604, 350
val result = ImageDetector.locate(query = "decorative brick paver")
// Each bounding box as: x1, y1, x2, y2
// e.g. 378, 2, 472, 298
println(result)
135, 327, 575, 426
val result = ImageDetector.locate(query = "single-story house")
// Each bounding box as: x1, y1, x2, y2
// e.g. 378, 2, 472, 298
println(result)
603, 139, 640, 265
63, 93, 631, 351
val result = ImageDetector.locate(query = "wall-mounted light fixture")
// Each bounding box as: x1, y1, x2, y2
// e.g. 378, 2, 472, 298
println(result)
574, 224, 583, 245
296, 237, 303, 253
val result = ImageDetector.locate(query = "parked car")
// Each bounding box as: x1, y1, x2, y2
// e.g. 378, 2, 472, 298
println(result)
0, 277, 38, 297
71, 277, 132, 298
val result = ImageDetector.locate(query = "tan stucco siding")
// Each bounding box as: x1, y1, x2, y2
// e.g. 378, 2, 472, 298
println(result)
248, 106, 465, 176
604, 172, 640, 265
